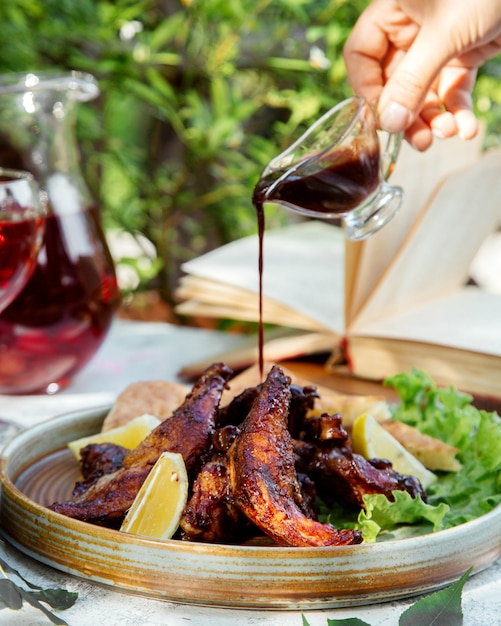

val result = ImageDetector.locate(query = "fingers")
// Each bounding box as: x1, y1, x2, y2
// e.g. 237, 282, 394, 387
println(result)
403, 108, 455, 152
344, 1, 452, 138
454, 108, 479, 140
419, 87, 459, 141
402, 118, 434, 152
343, 10, 389, 105
377, 28, 450, 134
342, 0, 493, 150
399, 82, 478, 150
438, 67, 479, 139
410, 68, 479, 146
377, 38, 482, 148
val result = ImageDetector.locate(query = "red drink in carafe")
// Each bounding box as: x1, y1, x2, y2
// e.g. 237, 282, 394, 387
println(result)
0, 189, 120, 394
0, 216, 43, 307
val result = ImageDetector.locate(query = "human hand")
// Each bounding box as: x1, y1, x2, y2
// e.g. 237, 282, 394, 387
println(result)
343, 0, 501, 150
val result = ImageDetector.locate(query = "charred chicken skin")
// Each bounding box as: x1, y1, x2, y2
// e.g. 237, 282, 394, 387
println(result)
227, 365, 362, 547
72, 442, 129, 497
180, 457, 246, 543
294, 439, 426, 508
51, 361, 428, 547
294, 412, 426, 507
49, 362, 232, 525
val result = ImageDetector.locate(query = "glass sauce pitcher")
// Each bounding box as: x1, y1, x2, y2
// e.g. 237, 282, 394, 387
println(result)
253, 96, 403, 240
0, 71, 120, 394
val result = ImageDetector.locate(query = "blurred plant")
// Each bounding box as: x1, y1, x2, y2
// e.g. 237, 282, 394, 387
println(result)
475, 59, 501, 148
0, 0, 368, 303
0, 1, 500, 304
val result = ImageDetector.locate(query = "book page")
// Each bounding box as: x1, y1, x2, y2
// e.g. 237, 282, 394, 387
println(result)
178, 329, 340, 379
349, 148, 501, 332
178, 220, 346, 333
176, 275, 332, 331
350, 287, 501, 356
345, 134, 484, 324
343, 332, 501, 397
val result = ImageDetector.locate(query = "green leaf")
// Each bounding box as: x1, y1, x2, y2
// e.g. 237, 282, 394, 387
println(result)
399, 568, 472, 626
327, 619, 373, 625
0, 540, 77, 623
386, 368, 501, 530
358, 491, 449, 539
0, 579, 23, 610
31, 588, 79, 611
301, 615, 373, 626
149, 13, 185, 51
299, 568, 471, 626
18, 588, 71, 625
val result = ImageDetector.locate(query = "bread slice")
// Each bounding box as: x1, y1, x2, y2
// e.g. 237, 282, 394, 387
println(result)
381, 419, 462, 472
102, 380, 190, 431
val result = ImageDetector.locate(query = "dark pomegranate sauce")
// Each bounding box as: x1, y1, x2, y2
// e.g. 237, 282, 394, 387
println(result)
251, 146, 380, 376
253, 148, 380, 217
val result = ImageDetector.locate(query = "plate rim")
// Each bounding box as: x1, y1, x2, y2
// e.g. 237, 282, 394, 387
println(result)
1, 405, 501, 609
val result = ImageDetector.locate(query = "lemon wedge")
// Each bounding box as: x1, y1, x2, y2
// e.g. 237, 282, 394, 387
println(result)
120, 451, 188, 540
352, 413, 438, 489
67, 413, 161, 459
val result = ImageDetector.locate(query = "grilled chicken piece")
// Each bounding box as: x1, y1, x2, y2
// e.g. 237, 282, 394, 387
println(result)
302, 413, 349, 445
217, 381, 318, 434
227, 365, 362, 547
180, 425, 245, 543
50, 466, 151, 527
287, 384, 320, 437
123, 362, 232, 473
72, 442, 129, 497
294, 440, 427, 507
49, 362, 232, 525
217, 385, 259, 427
180, 457, 245, 543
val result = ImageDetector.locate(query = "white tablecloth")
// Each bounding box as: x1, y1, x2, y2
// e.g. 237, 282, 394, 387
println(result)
1, 319, 500, 626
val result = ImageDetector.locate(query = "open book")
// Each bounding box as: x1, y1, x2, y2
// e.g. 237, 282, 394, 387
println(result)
175, 134, 501, 397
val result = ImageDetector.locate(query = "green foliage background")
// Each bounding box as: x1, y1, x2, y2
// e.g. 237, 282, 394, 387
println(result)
0, 0, 500, 302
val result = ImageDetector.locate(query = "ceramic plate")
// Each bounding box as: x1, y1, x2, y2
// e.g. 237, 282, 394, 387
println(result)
1, 406, 500, 609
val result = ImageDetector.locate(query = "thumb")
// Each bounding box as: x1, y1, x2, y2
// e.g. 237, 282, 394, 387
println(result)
377, 31, 450, 133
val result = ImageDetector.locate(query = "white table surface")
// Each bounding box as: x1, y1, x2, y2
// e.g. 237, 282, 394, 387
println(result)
0, 319, 500, 626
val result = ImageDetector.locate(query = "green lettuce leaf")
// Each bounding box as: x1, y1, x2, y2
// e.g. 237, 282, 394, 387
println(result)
356, 491, 449, 542
318, 368, 500, 539
385, 368, 501, 529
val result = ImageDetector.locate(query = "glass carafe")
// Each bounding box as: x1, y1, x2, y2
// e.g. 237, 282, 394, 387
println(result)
0, 71, 120, 394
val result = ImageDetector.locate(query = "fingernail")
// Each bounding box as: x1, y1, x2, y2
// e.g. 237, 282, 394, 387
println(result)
379, 102, 412, 134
